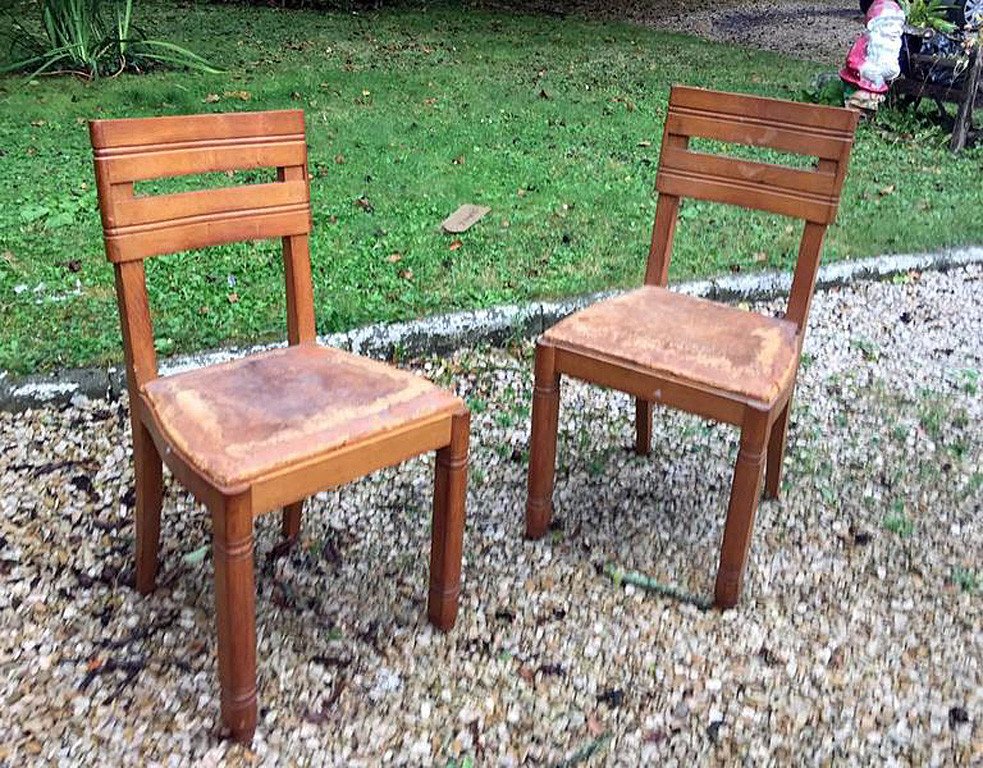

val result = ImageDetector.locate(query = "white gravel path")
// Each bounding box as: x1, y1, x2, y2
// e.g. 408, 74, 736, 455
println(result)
487, 0, 865, 64
0, 266, 980, 765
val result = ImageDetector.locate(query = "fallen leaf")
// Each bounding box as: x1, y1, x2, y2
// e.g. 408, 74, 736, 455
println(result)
224, 90, 251, 101
387, 252, 402, 263
198, 305, 210, 315
449, 239, 463, 251
204, 93, 221, 103
587, 713, 605, 737
753, 252, 768, 263
334, 154, 346, 165
518, 665, 535, 683
452, 155, 465, 165
399, 268, 413, 280
30, 119, 46, 127
227, 292, 239, 303
361, 89, 371, 97
354, 196, 374, 213
87, 657, 103, 672
878, 184, 896, 196
638, 140, 652, 147
423, 97, 438, 106
183, 545, 209, 565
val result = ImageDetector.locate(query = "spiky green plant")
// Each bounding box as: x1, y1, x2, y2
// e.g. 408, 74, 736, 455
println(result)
2, 0, 220, 78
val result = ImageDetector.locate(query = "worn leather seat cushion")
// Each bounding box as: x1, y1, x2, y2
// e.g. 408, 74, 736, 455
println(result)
544, 286, 799, 404
141, 344, 461, 489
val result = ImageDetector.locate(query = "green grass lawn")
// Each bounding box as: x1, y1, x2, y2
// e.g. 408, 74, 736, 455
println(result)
1, 1, 981, 373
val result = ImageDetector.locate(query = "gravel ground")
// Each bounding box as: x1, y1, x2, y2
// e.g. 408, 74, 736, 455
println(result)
486, 0, 864, 64
1, 266, 980, 765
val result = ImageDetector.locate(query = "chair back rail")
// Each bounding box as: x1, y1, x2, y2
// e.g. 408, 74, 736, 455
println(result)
646, 85, 859, 332
89, 109, 316, 390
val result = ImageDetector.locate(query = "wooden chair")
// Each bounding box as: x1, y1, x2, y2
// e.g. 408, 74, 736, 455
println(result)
525, 86, 858, 608
89, 110, 470, 743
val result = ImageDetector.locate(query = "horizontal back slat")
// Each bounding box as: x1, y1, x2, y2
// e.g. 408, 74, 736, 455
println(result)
89, 110, 305, 149
109, 180, 308, 229
95, 138, 307, 183
105, 207, 311, 262
665, 86, 857, 161
656, 147, 840, 223
664, 112, 845, 160
90, 110, 311, 262
670, 85, 858, 133
658, 171, 835, 223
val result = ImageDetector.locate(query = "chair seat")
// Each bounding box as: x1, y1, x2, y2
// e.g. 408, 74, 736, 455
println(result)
544, 286, 800, 404
140, 344, 461, 491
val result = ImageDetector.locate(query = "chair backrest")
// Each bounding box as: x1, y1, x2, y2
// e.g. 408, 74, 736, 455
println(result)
89, 110, 315, 391
646, 86, 859, 331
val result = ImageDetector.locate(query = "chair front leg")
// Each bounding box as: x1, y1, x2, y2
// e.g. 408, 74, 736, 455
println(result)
525, 342, 561, 539
715, 408, 770, 609
132, 417, 163, 595
764, 390, 794, 500
635, 398, 653, 456
211, 493, 258, 743
428, 409, 470, 631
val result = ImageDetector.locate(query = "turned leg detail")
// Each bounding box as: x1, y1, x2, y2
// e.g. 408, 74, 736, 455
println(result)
211, 495, 258, 743
428, 410, 470, 631
525, 343, 561, 540
715, 409, 770, 609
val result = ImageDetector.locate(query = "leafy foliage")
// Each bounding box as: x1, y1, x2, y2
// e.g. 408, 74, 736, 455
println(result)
1, 0, 219, 78
901, 0, 958, 33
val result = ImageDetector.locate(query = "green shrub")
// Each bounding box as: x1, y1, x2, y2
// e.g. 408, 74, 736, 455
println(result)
1, 0, 219, 78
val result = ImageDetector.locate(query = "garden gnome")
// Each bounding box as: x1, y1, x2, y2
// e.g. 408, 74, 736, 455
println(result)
840, 0, 906, 111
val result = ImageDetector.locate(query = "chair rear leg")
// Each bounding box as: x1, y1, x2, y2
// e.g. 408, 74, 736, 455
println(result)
635, 398, 653, 456
525, 343, 561, 539
715, 409, 770, 609
764, 393, 793, 500
428, 409, 470, 631
211, 494, 258, 743
132, 419, 163, 595
281, 500, 303, 542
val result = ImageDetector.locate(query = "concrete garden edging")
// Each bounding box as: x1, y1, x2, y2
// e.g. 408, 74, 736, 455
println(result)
2, 244, 981, 412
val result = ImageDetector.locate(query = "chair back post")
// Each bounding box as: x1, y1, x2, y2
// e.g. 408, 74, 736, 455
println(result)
644, 132, 688, 287
783, 155, 851, 333
277, 165, 316, 345
88, 110, 315, 390
644, 86, 858, 329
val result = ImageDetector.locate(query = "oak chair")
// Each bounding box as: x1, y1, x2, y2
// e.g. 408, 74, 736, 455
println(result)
525, 86, 858, 608
89, 110, 470, 743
